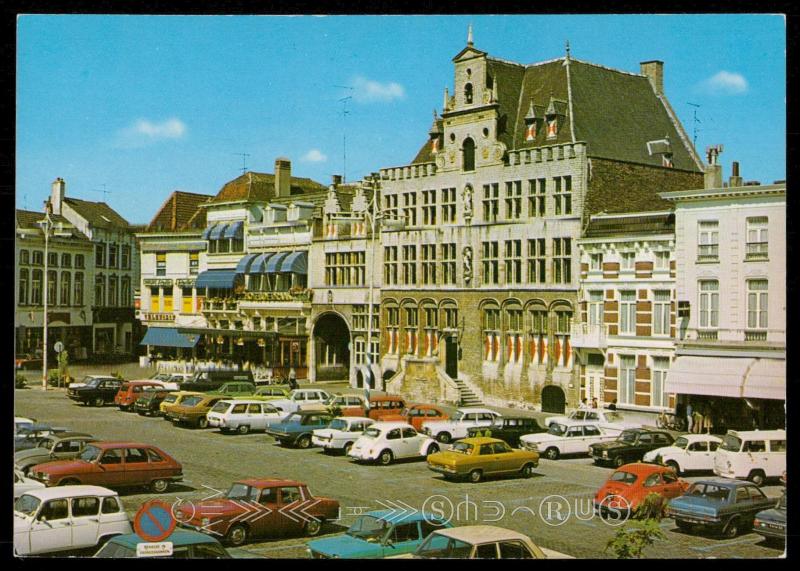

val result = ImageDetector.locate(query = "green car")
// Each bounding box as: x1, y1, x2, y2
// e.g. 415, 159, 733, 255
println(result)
94, 530, 231, 558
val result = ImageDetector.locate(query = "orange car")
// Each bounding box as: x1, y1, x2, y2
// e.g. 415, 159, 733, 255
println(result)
594, 462, 689, 516
114, 381, 167, 411
383, 404, 449, 431
341, 395, 407, 421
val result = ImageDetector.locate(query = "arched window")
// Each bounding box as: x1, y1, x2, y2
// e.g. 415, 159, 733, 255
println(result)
481, 302, 501, 362
462, 137, 475, 172
464, 83, 473, 104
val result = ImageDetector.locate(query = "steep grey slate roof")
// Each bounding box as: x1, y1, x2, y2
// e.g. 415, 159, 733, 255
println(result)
63, 197, 131, 229
583, 212, 675, 238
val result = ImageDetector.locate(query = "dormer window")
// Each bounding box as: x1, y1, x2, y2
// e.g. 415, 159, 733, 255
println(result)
464, 83, 473, 105
546, 118, 558, 139
662, 153, 674, 168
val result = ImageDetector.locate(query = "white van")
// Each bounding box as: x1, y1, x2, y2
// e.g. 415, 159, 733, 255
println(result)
14, 485, 132, 555
206, 399, 286, 434
713, 429, 786, 486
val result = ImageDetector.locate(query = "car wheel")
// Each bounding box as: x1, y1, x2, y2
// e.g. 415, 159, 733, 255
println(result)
150, 479, 169, 493
59, 478, 80, 486
304, 518, 323, 536
613, 456, 626, 468
544, 447, 560, 460
748, 470, 767, 487
238, 424, 250, 435
197, 417, 209, 429
722, 517, 740, 539
665, 460, 681, 475
436, 432, 452, 444
426, 444, 440, 456
93, 396, 105, 407
521, 463, 535, 478
469, 469, 483, 483
296, 435, 312, 449
343, 442, 354, 455
226, 523, 248, 547
378, 449, 394, 466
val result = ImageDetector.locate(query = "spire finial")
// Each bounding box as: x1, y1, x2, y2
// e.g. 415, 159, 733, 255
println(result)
467, 24, 473, 46
565, 39, 571, 59
444, 86, 449, 111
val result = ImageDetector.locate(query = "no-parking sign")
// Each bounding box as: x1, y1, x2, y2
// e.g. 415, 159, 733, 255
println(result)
133, 499, 177, 543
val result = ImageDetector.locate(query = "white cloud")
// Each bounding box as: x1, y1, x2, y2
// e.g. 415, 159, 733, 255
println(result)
116, 117, 187, 147
352, 75, 406, 103
703, 71, 749, 95
302, 149, 327, 163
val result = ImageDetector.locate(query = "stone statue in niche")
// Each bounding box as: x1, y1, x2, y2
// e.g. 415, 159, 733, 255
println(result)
463, 185, 473, 219
463, 246, 473, 285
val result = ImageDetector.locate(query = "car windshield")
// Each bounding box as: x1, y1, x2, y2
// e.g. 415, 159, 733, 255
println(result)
85, 378, 102, 387
363, 427, 381, 439
226, 483, 259, 501
619, 431, 638, 443
450, 441, 474, 454
152, 373, 171, 381
673, 437, 690, 449
286, 413, 303, 424
79, 445, 102, 462
328, 419, 348, 430
14, 494, 41, 517
687, 483, 730, 501
453, 411, 467, 421
211, 402, 230, 413
163, 394, 178, 403
37, 437, 57, 449
609, 470, 638, 485
346, 515, 389, 542
415, 533, 473, 558
605, 412, 624, 423
721, 435, 742, 452
181, 396, 203, 407
548, 423, 567, 436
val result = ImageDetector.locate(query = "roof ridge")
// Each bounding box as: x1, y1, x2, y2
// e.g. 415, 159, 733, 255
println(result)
567, 58, 645, 78
486, 55, 526, 68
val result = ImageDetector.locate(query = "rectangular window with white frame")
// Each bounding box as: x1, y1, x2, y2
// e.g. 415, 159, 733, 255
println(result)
440, 187, 456, 223
590, 252, 603, 271
528, 178, 546, 217
746, 217, 768, 260
504, 180, 522, 220
527, 238, 546, 284
618, 355, 636, 405
651, 356, 670, 408
746, 279, 768, 336
654, 251, 670, 270
653, 290, 671, 336
698, 220, 719, 261
620, 252, 635, 271
619, 291, 636, 334
504, 240, 522, 285
422, 190, 437, 226
698, 280, 719, 331
588, 290, 604, 326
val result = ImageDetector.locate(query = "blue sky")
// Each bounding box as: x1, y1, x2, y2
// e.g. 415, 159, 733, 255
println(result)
17, 14, 785, 224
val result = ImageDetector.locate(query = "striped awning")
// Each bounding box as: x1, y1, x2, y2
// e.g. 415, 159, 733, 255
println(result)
194, 269, 240, 289
201, 224, 217, 239
209, 223, 229, 240
279, 251, 308, 274
265, 252, 289, 273
235, 253, 260, 273
248, 252, 274, 274
223, 221, 244, 239
140, 327, 199, 348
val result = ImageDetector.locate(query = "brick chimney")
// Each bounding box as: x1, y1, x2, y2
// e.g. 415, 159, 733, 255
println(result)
704, 144, 723, 189
51, 177, 66, 215
274, 157, 291, 198
728, 161, 744, 188
640, 60, 664, 95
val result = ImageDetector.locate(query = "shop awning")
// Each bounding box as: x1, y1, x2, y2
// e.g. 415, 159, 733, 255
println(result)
279, 251, 308, 274
235, 253, 259, 273
209, 223, 229, 240
665, 356, 755, 398
265, 252, 289, 273
195, 269, 240, 289
201, 224, 217, 239
248, 252, 274, 274
140, 327, 199, 348
223, 221, 244, 239
743, 359, 785, 400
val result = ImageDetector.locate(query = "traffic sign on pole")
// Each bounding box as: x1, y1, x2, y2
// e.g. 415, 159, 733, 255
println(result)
133, 500, 177, 543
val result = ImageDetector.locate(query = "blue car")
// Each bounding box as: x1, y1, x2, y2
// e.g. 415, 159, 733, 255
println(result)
666, 479, 776, 538
307, 510, 452, 559
753, 491, 786, 547
265, 411, 335, 448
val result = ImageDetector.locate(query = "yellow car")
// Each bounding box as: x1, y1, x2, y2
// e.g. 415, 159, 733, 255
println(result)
427, 437, 539, 483
159, 391, 204, 416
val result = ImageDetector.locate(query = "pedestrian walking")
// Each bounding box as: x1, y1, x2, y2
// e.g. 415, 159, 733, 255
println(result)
579, 398, 589, 410
686, 402, 694, 433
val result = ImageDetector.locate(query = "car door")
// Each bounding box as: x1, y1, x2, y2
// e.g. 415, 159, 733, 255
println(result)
400, 427, 422, 458
385, 428, 403, 456
641, 471, 666, 505
123, 447, 154, 486
474, 542, 501, 559
69, 495, 101, 549
746, 485, 774, 516
492, 441, 519, 472
563, 426, 585, 455
733, 486, 753, 520
477, 442, 500, 474
29, 498, 72, 554
53, 438, 86, 461
498, 540, 537, 559
634, 433, 654, 461
277, 486, 305, 536
660, 470, 685, 500
382, 521, 422, 557
95, 448, 126, 487
685, 440, 709, 471
262, 404, 284, 428
145, 447, 176, 481
245, 485, 279, 539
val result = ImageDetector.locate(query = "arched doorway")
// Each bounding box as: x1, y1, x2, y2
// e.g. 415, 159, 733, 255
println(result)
541, 385, 566, 414
312, 313, 350, 382
462, 137, 475, 171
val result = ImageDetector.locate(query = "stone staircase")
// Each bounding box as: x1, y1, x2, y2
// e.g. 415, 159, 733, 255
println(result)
454, 378, 483, 407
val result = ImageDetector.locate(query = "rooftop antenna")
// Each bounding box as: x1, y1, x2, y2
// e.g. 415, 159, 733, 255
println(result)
335, 85, 355, 183
233, 152, 251, 175
88, 184, 112, 202
687, 102, 702, 148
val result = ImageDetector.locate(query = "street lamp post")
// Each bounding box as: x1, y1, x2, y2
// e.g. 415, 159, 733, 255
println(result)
364, 177, 378, 390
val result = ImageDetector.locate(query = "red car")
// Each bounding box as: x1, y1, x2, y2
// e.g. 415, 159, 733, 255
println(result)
594, 462, 689, 516
382, 403, 450, 432
28, 441, 183, 493
176, 479, 339, 546
114, 381, 167, 411
341, 395, 407, 421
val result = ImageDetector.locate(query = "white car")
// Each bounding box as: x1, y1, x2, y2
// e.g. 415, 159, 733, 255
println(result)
68, 375, 118, 390
643, 433, 722, 474
15, 417, 36, 434
713, 429, 786, 486
270, 389, 333, 414
348, 421, 440, 465
421, 408, 503, 443
520, 421, 615, 460
14, 485, 132, 556
544, 409, 639, 435
14, 468, 45, 499
312, 416, 375, 454
206, 399, 286, 434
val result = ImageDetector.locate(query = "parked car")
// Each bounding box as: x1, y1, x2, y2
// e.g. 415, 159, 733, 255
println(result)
382, 404, 450, 432
178, 370, 255, 393
466, 416, 546, 447
322, 393, 367, 415
348, 421, 440, 465
253, 385, 292, 400
307, 510, 451, 559
266, 411, 336, 448
545, 408, 640, 435
134, 388, 173, 416
15, 432, 95, 474
421, 407, 503, 443
15, 424, 71, 452
427, 437, 539, 483
67, 377, 124, 407
412, 526, 572, 559
341, 395, 407, 421
594, 463, 689, 517
207, 381, 257, 397
159, 390, 204, 416
590, 428, 674, 467
15, 353, 43, 370
753, 491, 787, 547
643, 434, 723, 474
520, 421, 614, 460
270, 389, 334, 414
14, 468, 45, 499
67, 374, 119, 390
206, 399, 286, 434
28, 442, 183, 493
312, 416, 375, 454
166, 394, 226, 428
665, 479, 776, 538
114, 381, 171, 411
713, 429, 786, 486
94, 529, 231, 558
14, 485, 132, 555
15, 416, 36, 434
177, 479, 339, 546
